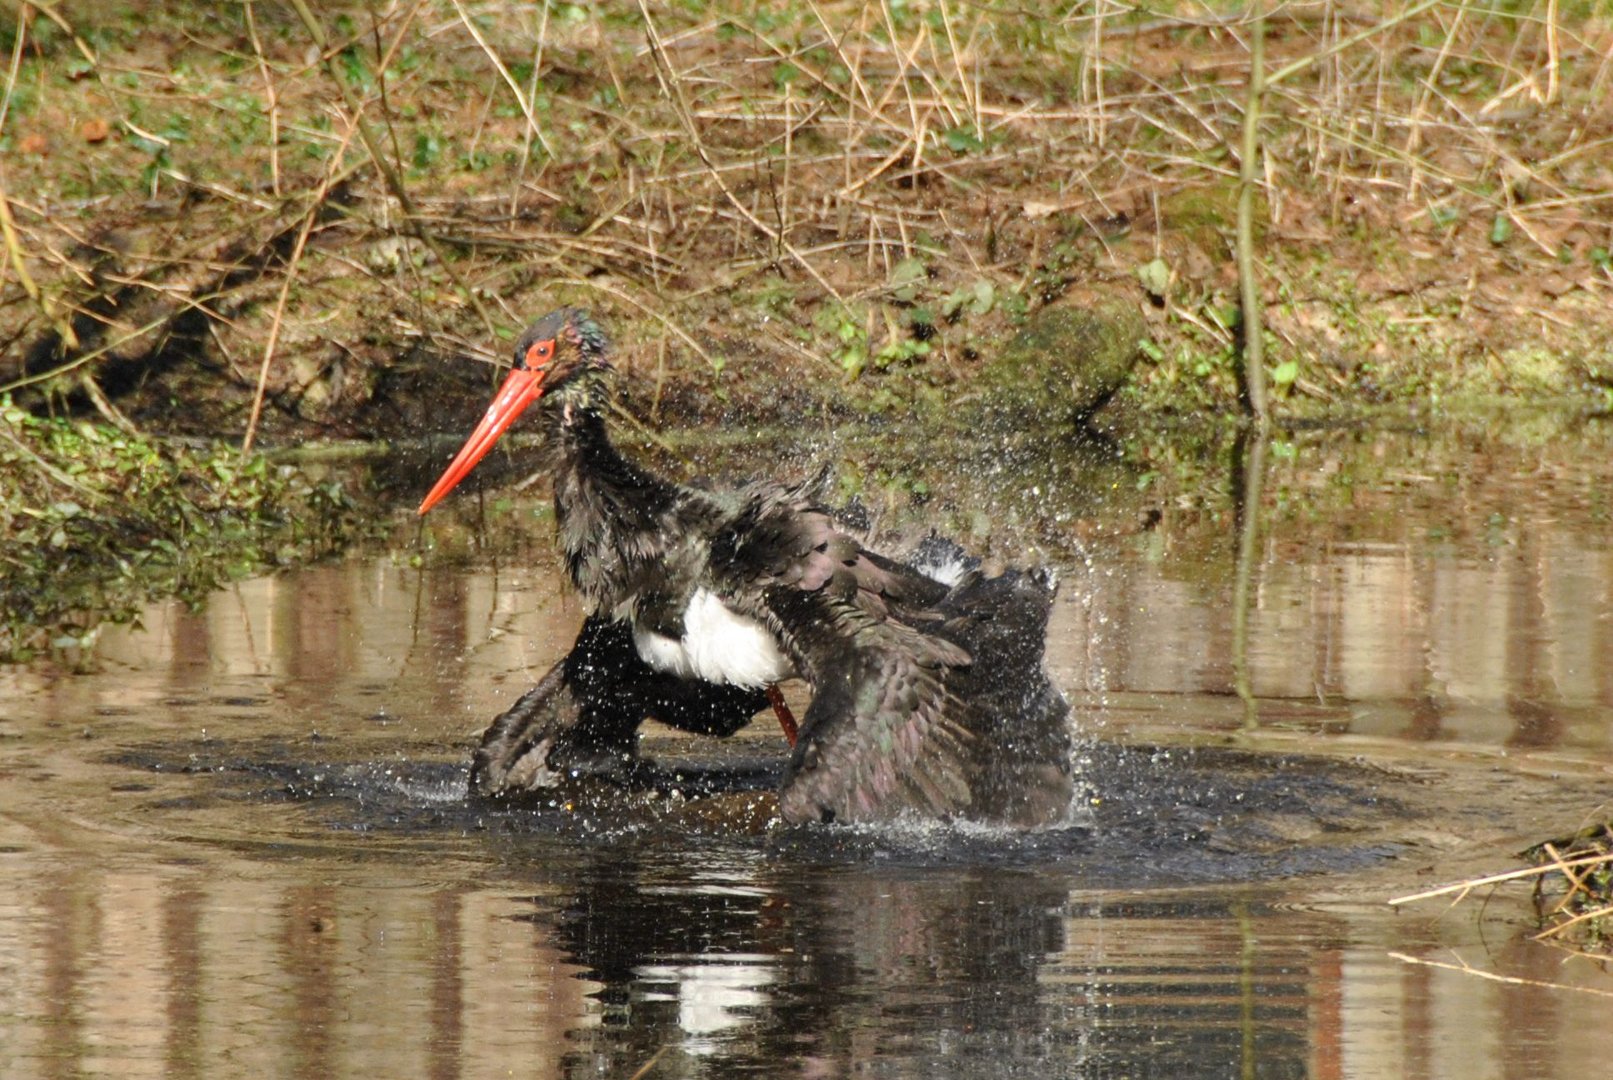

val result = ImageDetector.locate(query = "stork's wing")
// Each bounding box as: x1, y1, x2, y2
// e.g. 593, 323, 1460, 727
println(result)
708, 486, 977, 823
777, 625, 975, 824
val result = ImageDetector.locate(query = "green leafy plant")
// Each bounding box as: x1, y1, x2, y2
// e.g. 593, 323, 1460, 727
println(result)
0, 402, 366, 661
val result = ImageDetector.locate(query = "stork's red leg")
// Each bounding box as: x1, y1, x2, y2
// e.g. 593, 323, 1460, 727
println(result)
765, 684, 798, 746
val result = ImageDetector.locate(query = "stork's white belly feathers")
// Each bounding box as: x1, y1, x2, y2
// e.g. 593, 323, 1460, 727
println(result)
632, 588, 795, 688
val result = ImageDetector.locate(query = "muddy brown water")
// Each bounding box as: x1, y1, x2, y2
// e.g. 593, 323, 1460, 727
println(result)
3, 420, 1613, 1078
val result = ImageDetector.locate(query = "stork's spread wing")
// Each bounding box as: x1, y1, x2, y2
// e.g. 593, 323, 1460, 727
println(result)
776, 628, 975, 824
708, 484, 978, 823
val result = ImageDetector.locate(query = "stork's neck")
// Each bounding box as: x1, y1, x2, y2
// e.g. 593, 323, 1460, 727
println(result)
549, 403, 680, 609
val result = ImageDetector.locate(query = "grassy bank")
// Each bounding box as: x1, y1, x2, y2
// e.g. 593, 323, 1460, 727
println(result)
0, 1, 1608, 438
0, 400, 363, 660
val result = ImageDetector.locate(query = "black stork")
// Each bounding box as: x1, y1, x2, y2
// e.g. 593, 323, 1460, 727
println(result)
419, 308, 1073, 825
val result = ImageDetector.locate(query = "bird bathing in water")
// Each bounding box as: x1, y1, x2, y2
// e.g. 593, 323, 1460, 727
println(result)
417, 308, 1073, 826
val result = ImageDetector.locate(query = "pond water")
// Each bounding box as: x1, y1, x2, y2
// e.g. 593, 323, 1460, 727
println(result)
3, 417, 1612, 1078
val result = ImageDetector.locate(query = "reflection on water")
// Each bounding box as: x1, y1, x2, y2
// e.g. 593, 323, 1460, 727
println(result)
5, 846, 1613, 1078
1056, 424, 1613, 759
2, 423, 1613, 1078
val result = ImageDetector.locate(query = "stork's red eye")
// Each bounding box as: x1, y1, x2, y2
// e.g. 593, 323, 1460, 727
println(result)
525, 339, 554, 368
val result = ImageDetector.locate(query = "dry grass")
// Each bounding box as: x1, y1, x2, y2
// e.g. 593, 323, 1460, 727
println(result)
1391, 814, 1613, 959
1524, 821, 1613, 955
0, 1, 1610, 440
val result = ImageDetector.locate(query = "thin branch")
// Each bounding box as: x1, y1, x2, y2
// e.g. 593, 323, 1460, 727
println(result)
241, 119, 360, 455
0, 179, 78, 350
636, 0, 847, 308
242, 2, 283, 197
1388, 853, 1613, 906
0, 312, 174, 396
0, 420, 109, 503
448, 0, 556, 160
283, 0, 498, 340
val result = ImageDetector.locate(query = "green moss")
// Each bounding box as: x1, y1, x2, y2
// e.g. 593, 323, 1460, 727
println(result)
0, 402, 366, 661
1160, 180, 1260, 252
1498, 347, 1569, 394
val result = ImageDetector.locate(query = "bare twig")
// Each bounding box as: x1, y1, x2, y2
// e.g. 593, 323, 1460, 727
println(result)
637, 0, 847, 307
0, 313, 175, 396
1389, 854, 1613, 906
0, 180, 78, 350
243, 2, 283, 197
1404, 3, 1466, 202
0, 419, 109, 503
284, 0, 498, 339
510, 0, 555, 220
241, 119, 361, 455
1534, 902, 1613, 941
448, 0, 555, 161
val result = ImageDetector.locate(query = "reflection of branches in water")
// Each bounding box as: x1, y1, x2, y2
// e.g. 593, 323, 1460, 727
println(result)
1388, 951, 1613, 1000
1230, 424, 1268, 730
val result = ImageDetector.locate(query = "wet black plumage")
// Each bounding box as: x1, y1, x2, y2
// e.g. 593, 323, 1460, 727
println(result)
457, 308, 1072, 825
471, 613, 769, 792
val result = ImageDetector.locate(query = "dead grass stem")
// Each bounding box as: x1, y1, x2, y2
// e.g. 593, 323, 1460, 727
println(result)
1391, 818, 1613, 958
241, 118, 360, 455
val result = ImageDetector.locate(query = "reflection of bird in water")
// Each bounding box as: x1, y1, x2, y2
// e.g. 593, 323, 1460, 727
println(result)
528, 851, 1073, 1074
420, 308, 1072, 825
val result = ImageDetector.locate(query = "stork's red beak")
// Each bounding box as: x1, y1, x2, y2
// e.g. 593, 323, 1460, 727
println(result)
417, 366, 545, 514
